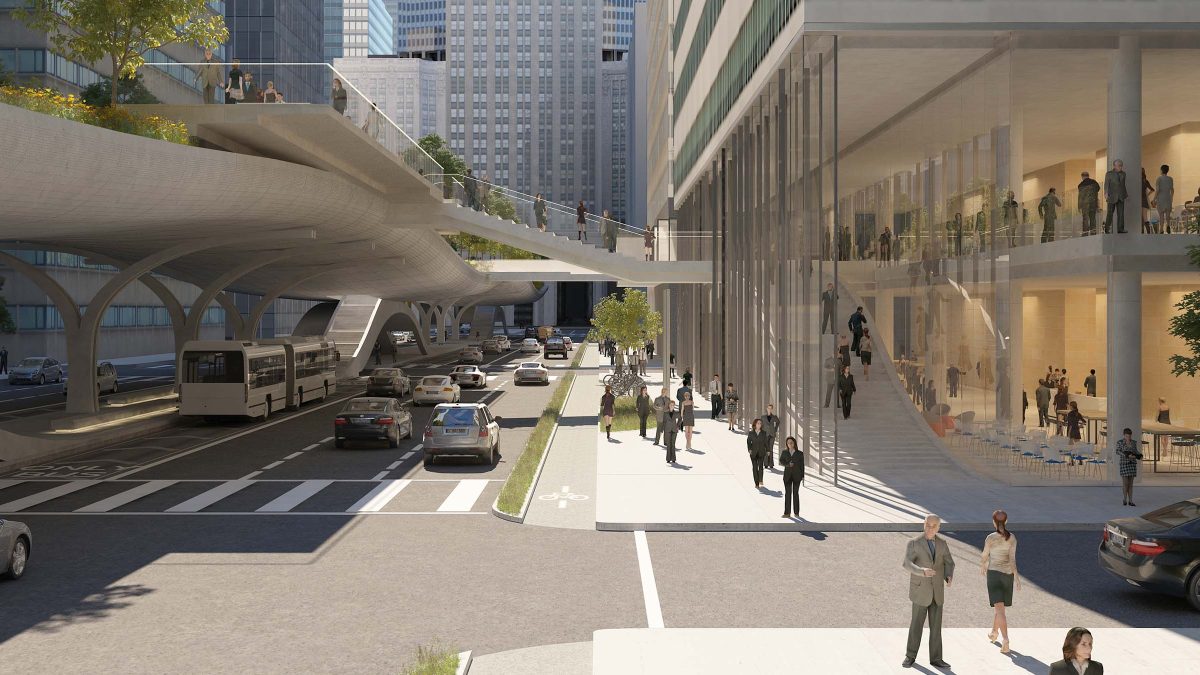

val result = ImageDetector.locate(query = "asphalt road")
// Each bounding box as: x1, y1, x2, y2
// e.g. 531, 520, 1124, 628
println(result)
0, 360, 178, 420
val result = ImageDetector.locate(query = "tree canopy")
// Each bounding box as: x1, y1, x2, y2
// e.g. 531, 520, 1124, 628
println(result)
81, 73, 160, 107
588, 290, 662, 355
17, 0, 227, 106
1168, 245, 1200, 376
418, 133, 467, 178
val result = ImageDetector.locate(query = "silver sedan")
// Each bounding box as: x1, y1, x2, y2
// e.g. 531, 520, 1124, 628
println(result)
1, 519, 32, 580
514, 361, 550, 386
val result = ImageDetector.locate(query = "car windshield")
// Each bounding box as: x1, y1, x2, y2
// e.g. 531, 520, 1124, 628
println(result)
345, 399, 388, 412
546, 338, 563, 345
17, 358, 45, 368
421, 376, 448, 386
452, 366, 473, 373
433, 408, 477, 426
373, 369, 399, 377
1142, 501, 1200, 528
524, 339, 537, 344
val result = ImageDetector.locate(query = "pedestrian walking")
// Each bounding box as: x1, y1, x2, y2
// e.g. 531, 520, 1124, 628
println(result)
820, 283, 837, 334
747, 418, 770, 488
1116, 427, 1142, 506
1104, 159, 1128, 233
638, 348, 648, 376
762, 404, 779, 469
675, 380, 692, 405
947, 364, 961, 398
602, 209, 616, 253
635, 385, 652, 439
681, 367, 693, 388
838, 365, 857, 420
663, 400, 680, 464
576, 200, 588, 241
1038, 187, 1062, 243
669, 352, 676, 379
1157, 397, 1171, 456
981, 510, 1020, 655
0, 345, 7, 374
643, 225, 655, 260
1141, 167, 1154, 233
1078, 171, 1101, 235
724, 383, 740, 431
534, 193, 547, 232
194, 48, 222, 104
600, 384, 616, 441
225, 59, 245, 103
331, 77, 348, 115
371, 342, 381, 365
681, 392, 696, 451
1035, 379, 1052, 427
823, 349, 839, 408
879, 227, 893, 267
646, 341, 655, 362
779, 436, 804, 518
708, 373, 724, 419
652, 387, 670, 445
849, 306, 868, 354
1049, 628, 1102, 675
465, 169, 481, 211
1155, 164, 1175, 233
1065, 402, 1087, 447
838, 333, 851, 368
901, 514, 956, 670
859, 329, 874, 380
1022, 390, 1028, 424
1084, 369, 1097, 397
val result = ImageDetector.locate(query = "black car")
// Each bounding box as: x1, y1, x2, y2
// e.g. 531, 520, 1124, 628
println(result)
1098, 498, 1200, 610
544, 336, 568, 359
365, 368, 410, 397
334, 397, 413, 448
523, 326, 539, 342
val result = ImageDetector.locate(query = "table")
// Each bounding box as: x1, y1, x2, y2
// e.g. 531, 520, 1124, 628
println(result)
1141, 421, 1200, 473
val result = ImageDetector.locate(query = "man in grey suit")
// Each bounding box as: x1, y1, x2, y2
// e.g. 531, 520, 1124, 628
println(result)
902, 514, 955, 669
1104, 159, 1128, 234
652, 387, 671, 446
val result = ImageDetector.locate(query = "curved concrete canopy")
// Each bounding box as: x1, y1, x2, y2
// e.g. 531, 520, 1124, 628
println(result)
0, 104, 540, 307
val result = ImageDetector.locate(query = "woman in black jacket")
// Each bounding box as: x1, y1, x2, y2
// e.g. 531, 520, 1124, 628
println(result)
746, 418, 770, 488
779, 436, 805, 518
838, 365, 857, 420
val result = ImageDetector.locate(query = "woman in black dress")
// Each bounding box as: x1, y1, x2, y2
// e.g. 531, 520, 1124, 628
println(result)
1065, 401, 1087, 449
779, 436, 805, 518
600, 384, 615, 441
681, 391, 696, 450
746, 419, 769, 488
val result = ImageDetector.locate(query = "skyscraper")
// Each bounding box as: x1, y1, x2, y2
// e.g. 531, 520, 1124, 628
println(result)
226, 0, 324, 103
392, 0, 447, 60
325, 0, 395, 63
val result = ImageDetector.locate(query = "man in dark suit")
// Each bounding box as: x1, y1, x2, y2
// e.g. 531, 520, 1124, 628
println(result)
1104, 159, 1128, 233
652, 387, 671, 446
902, 514, 955, 669
662, 400, 680, 465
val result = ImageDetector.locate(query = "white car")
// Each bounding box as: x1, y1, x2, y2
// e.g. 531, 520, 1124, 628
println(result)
412, 375, 461, 406
514, 361, 549, 386
495, 335, 512, 351
563, 336, 574, 351
63, 361, 118, 396
459, 346, 483, 364
519, 338, 541, 354
480, 339, 502, 355
450, 365, 486, 389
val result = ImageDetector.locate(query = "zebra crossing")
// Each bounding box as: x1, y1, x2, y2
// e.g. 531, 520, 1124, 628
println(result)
0, 477, 498, 515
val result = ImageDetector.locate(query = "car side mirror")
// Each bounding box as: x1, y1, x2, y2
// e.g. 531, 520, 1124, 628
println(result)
493, 416, 503, 422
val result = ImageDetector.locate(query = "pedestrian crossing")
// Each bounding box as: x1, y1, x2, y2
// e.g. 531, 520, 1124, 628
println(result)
0, 478, 499, 515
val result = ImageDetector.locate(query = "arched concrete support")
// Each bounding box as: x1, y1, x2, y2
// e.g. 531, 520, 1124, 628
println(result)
182, 250, 298, 342
239, 266, 345, 340
216, 293, 245, 338
0, 251, 81, 334
292, 301, 339, 337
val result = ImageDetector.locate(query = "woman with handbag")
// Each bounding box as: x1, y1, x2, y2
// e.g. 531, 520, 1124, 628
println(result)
1116, 427, 1142, 506
779, 436, 804, 518
746, 418, 769, 488
225, 59, 244, 103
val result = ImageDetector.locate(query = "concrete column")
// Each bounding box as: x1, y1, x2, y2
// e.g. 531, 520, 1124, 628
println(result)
660, 286, 672, 384
874, 289, 894, 357
1109, 35, 1142, 234
1106, 270, 1141, 480
1007, 109, 1024, 245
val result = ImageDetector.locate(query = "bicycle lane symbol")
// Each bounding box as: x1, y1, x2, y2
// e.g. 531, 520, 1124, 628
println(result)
538, 484, 589, 509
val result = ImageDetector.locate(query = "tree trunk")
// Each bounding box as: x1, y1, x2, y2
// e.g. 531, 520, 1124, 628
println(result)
111, 55, 120, 107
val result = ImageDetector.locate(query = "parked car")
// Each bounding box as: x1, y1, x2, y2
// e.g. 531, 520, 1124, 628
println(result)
62, 361, 118, 396
390, 330, 413, 345
450, 365, 486, 389
1098, 498, 1200, 610
519, 338, 541, 354
0, 519, 32, 580
481, 339, 502, 355
563, 336, 574, 351
365, 368, 410, 397
544, 336, 568, 359
8, 357, 62, 385
459, 346, 483, 364
423, 402, 502, 466
514, 361, 549, 386
413, 375, 461, 406
334, 397, 413, 448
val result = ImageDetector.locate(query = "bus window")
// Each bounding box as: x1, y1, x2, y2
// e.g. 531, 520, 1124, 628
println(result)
183, 351, 244, 384
249, 354, 286, 389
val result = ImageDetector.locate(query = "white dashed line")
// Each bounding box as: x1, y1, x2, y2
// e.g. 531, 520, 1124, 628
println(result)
302, 443, 321, 451
371, 471, 390, 481
321, 436, 334, 443
634, 531, 665, 629
240, 471, 262, 480
283, 452, 304, 460
386, 460, 403, 470
260, 461, 284, 471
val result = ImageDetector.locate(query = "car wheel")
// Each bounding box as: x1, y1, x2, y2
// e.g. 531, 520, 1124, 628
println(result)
38, 374, 45, 385
1188, 569, 1200, 612
111, 380, 118, 394
4, 537, 28, 580
423, 455, 434, 467
335, 439, 345, 449
404, 423, 413, 439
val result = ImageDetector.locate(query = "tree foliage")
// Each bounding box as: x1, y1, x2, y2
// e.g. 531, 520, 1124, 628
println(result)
0, 276, 15, 334
1168, 245, 1200, 376
483, 189, 521, 223
418, 133, 467, 177
0, 63, 14, 87
588, 290, 662, 354
81, 73, 160, 107
444, 234, 541, 261
17, 0, 227, 106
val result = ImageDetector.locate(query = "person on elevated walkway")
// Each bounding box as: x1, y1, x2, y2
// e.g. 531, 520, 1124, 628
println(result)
576, 200, 588, 241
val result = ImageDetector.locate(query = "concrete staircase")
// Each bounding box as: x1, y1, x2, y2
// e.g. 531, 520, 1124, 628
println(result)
326, 295, 384, 377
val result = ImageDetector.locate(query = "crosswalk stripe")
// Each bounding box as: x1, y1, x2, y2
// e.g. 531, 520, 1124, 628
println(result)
347, 479, 410, 512
437, 479, 489, 512
256, 480, 333, 512
0, 480, 94, 512
0, 480, 24, 492
166, 480, 254, 512
75, 480, 177, 512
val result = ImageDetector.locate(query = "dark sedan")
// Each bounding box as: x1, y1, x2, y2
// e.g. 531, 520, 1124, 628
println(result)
1098, 498, 1200, 610
365, 368, 410, 397
334, 397, 413, 448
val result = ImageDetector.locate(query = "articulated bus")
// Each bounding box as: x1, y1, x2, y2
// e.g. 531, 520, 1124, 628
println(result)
180, 339, 336, 420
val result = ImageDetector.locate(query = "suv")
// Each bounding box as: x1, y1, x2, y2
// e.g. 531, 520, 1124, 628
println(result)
63, 361, 118, 396
423, 403, 502, 466
543, 336, 568, 359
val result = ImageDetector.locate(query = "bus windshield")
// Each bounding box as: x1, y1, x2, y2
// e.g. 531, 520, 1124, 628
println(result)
182, 351, 245, 384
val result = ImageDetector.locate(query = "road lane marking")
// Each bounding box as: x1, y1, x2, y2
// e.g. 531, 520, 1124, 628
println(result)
261, 461, 284, 471
75, 480, 177, 512
371, 471, 390, 481
283, 452, 304, 460
240, 471, 262, 480
256, 480, 333, 512
167, 480, 254, 512
436, 479, 489, 512
0, 480, 24, 491
0, 480, 94, 512
634, 531, 665, 629
385, 460, 403, 470
347, 479, 411, 512
302, 443, 321, 451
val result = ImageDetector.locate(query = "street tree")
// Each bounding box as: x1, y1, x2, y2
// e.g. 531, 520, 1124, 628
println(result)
81, 72, 160, 107
1168, 245, 1200, 376
588, 290, 662, 367
18, 0, 227, 107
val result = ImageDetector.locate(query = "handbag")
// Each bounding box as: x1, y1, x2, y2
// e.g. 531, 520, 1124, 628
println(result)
230, 83, 244, 101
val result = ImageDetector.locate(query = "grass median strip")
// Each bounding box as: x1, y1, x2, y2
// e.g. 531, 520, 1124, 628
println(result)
401, 642, 458, 675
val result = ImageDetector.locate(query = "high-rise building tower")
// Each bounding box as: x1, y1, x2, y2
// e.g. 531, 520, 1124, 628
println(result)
392, 0, 447, 60
226, 0, 324, 103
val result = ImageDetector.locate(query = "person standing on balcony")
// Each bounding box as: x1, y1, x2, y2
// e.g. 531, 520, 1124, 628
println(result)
263, 81, 280, 103
464, 169, 480, 211
1155, 164, 1174, 234
1001, 190, 1020, 245
1104, 159, 1128, 233
1038, 188, 1061, 243
879, 226, 893, 267
534, 193, 547, 231
820, 282, 837, 334
194, 48, 222, 104
1078, 171, 1101, 236
225, 59, 244, 103
242, 72, 259, 102
644, 225, 655, 260
331, 78, 348, 115
602, 209, 616, 252
1140, 167, 1155, 233
576, 200, 588, 240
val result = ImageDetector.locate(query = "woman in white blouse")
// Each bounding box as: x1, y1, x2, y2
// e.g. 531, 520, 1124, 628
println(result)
980, 509, 1021, 654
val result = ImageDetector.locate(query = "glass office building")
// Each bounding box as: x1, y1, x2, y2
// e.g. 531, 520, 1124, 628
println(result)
225, 0, 324, 103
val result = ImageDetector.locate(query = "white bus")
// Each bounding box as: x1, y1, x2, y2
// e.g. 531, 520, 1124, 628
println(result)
179, 339, 336, 419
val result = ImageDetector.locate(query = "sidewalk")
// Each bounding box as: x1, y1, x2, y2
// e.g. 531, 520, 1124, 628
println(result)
593, 627, 1200, 674
595, 368, 1200, 531
524, 343, 598, 530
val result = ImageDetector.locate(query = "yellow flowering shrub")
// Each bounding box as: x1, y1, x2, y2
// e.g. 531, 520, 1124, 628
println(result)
0, 85, 190, 145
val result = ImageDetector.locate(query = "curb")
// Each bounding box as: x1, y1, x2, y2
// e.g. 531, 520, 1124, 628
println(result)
491, 369, 579, 524
456, 650, 473, 675
595, 521, 1107, 533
